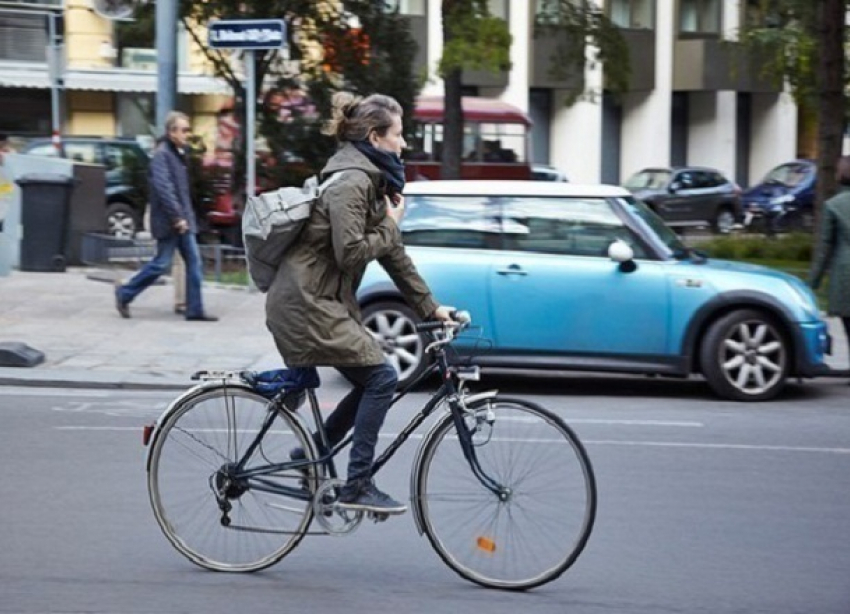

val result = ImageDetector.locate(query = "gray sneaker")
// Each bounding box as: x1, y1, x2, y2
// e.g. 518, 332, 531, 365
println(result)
338, 479, 407, 515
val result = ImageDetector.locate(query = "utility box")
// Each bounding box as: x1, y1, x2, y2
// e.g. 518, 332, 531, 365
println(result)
16, 174, 77, 272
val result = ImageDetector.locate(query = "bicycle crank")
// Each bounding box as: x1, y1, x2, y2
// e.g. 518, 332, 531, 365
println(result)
313, 478, 363, 535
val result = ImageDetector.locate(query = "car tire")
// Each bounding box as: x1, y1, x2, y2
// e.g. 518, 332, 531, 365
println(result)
361, 300, 429, 388
699, 309, 790, 401
712, 207, 736, 234
106, 202, 140, 238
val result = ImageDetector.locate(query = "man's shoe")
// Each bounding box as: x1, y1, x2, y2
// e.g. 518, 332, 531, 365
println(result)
174, 305, 185, 315
185, 314, 218, 322
114, 283, 130, 319
337, 479, 407, 515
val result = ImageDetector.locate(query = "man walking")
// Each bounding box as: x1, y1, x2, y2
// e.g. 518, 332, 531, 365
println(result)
115, 111, 217, 321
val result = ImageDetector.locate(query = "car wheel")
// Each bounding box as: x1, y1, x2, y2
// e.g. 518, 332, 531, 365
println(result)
713, 207, 736, 234
106, 202, 140, 238
362, 301, 428, 387
699, 309, 789, 401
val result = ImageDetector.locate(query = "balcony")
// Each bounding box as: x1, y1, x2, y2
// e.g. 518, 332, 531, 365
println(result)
673, 38, 780, 92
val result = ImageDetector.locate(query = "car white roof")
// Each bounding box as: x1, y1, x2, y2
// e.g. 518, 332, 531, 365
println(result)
404, 180, 630, 198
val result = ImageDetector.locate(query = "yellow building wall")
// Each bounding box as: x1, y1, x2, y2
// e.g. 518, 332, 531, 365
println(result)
65, 0, 115, 69
67, 92, 115, 136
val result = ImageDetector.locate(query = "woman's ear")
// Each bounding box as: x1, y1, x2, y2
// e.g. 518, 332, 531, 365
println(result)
368, 130, 378, 147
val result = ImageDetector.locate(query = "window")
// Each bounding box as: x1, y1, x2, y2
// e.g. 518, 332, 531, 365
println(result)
64, 143, 98, 164
679, 0, 720, 35
401, 195, 502, 249
384, 0, 425, 15
500, 196, 646, 258
0, 12, 48, 62
609, 0, 655, 29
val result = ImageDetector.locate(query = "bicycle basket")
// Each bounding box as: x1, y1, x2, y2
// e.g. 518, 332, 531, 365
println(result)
242, 367, 321, 399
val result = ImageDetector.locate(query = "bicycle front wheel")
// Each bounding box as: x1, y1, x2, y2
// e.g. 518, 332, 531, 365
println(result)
148, 385, 316, 572
413, 397, 596, 590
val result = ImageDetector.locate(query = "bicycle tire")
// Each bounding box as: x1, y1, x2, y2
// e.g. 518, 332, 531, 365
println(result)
413, 396, 596, 590
148, 385, 317, 572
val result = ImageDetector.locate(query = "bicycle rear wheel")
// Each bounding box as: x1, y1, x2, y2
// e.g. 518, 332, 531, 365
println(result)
148, 385, 316, 572
413, 397, 596, 590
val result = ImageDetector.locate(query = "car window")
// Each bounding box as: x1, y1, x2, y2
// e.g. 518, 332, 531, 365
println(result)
500, 196, 648, 258
624, 170, 671, 190
618, 196, 688, 259
401, 195, 502, 249
764, 163, 811, 187
674, 171, 695, 189
25, 143, 59, 158
64, 143, 99, 164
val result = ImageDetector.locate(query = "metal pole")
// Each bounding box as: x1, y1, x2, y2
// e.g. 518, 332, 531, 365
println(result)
155, 0, 178, 133
245, 49, 256, 199
47, 12, 62, 154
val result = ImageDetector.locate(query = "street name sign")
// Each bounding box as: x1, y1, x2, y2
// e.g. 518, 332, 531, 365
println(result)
208, 19, 286, 50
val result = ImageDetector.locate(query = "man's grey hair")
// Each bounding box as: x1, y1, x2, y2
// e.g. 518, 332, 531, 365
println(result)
164, 111, 190, 134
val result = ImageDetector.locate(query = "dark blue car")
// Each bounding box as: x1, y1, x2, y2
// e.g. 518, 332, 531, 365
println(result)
742, 160, 816, 232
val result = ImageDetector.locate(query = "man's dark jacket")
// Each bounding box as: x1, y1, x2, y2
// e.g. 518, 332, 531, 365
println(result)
148, 139, 197, 239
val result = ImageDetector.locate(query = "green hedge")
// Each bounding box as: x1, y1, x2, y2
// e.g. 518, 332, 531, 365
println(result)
696, 232, 813, 262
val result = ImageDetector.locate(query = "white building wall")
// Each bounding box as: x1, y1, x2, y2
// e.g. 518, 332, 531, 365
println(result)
420, 0, 444, 97
687, 91, 737, 179
499, 0, 531, 113
619, 0, 675, 180
749, 91, 798, 181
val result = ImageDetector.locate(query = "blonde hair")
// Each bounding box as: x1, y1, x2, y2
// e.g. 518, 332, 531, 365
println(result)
323, 92, 402, 142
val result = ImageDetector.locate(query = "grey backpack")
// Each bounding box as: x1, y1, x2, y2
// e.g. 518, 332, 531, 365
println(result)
242, 172, 345, 292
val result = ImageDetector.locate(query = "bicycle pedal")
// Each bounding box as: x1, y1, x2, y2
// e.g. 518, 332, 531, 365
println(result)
369, 511, 390, 523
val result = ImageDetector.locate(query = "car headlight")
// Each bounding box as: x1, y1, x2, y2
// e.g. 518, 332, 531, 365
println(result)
787, 279, 821, 319
770, 194, 794, 206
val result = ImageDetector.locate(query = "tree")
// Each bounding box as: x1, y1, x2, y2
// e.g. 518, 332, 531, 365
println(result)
739, 0, 847, 215
437, 0, 629, 179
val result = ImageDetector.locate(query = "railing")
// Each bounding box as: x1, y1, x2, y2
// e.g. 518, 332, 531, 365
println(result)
80, 232, 249, 286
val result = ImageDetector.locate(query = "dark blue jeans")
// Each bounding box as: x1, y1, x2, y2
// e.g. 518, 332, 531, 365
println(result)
321, 360, 398, 482
117, 232, 205, 318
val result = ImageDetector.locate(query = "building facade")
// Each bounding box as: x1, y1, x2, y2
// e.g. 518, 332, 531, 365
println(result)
405, 0, 798, 187
0, 0, 799, 188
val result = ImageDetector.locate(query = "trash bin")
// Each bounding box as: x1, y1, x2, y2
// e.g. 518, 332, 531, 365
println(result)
15, 174, 76, 272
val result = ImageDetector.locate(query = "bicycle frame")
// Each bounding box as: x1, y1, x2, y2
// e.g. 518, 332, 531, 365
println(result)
219, 334, 506, 516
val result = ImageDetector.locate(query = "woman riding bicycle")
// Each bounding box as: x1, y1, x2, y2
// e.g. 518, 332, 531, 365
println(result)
264, 91, 454, 515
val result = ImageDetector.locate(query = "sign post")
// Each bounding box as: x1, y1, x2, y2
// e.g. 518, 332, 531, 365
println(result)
208, 19, 286, 199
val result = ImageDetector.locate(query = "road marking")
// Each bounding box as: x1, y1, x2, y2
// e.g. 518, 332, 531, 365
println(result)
584, 439, 850, 455
54, 427, 850, 455
567, 419, 704, 427
0, 388, 112, 397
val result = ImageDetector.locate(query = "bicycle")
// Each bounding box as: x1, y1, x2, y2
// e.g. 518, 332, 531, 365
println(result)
144, 313, 597, 590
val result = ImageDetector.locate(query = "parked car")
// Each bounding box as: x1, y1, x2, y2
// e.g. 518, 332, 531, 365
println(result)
357, 180, 831, 401
742, 159, 816, 233
22, 137, 150, 238
531, 164, 569, 182
623, 166, 743, 234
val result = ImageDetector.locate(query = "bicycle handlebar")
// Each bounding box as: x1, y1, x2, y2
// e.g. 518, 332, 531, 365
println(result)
415, 310, 471, 333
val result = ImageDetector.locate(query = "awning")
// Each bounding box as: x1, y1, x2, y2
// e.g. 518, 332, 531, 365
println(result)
0, 64, 232, 95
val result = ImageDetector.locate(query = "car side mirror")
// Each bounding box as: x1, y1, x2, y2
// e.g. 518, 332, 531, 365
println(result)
608, 240, 637, 273
668, 182, 681, 193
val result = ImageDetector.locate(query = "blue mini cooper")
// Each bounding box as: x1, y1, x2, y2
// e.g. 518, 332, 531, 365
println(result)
357, 181, 831, 401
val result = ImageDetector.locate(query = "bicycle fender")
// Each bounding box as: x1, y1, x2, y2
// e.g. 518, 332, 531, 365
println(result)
143, 380, 257, 472
408, 389, 500, 536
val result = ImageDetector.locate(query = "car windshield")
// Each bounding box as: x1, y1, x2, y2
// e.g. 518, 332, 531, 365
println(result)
624, 170, 671, 190
763, 163, 811, 187
617, 196, 691, 259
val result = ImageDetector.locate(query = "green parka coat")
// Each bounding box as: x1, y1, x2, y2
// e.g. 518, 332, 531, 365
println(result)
265, 143, 439, 367
810, 186, 850, 318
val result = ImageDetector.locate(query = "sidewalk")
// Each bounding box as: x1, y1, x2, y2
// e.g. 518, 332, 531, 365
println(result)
0, 267, 282, 390
0, 267, 847, 390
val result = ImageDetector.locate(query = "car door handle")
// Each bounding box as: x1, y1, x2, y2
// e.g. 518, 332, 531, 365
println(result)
496, 265, 527, 276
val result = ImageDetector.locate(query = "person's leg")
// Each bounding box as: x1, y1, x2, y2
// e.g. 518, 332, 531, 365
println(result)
842, 317, 850, 381
177, 232, 206, 318
335, 361, 398, 482
172, 251, 186, 314
117, 236, 177, 304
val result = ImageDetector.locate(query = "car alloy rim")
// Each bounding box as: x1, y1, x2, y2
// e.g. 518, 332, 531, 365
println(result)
719, 319, 786, 395
717, 210, 735, 234
364, 309, 423, 381
109, 213, 136, 238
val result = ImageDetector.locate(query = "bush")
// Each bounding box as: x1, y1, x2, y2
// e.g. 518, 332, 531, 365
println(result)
698, 232, 813, 263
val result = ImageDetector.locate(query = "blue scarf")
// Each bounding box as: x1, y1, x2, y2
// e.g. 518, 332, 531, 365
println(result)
352, 140, 406, 196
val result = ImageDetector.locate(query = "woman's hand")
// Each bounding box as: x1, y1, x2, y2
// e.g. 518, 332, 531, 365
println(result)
386, 194, 405, 225
433, 305, 456, 323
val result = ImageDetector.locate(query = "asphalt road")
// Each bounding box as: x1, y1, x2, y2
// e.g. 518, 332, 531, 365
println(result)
1, 372, 849, 614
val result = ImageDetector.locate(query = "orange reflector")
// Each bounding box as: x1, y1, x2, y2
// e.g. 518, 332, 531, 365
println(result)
142, 424, 154, 446
476, 536, 496, 553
